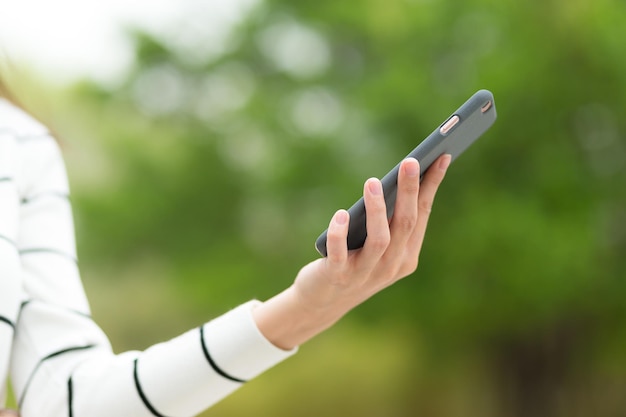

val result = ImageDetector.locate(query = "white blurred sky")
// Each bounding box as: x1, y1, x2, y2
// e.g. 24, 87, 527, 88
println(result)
0, 0, 258, 85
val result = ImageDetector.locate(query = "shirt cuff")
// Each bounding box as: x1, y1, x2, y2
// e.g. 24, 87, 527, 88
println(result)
202, 300, 298, 381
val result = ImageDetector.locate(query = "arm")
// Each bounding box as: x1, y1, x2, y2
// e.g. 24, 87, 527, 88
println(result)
5, 96, 449, 416
9, 131, 295, 417
254, 155, 451, 350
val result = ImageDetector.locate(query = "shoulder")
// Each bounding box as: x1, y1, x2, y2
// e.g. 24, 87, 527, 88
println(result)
0, 98, 66, 196
0, 98, 49, 138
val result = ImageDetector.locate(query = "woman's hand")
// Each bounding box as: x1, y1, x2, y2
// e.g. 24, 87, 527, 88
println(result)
0, 410, 20, 417
253, 154, 451, 350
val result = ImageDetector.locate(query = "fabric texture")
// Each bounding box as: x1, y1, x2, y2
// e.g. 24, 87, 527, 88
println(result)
0, 98, 296, 417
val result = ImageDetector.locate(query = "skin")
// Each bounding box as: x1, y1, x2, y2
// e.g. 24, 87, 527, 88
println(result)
253, 154, 451, 350
0, 86, 449, 414
0, 154, 447, 417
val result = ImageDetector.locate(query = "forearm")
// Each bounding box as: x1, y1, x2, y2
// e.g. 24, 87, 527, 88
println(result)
14, 301, 296, 417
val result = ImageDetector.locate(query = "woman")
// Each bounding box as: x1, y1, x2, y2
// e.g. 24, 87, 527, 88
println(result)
0, 80, 450, 417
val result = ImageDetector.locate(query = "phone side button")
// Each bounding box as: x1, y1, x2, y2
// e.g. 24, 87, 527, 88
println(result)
440, 115, 460, 135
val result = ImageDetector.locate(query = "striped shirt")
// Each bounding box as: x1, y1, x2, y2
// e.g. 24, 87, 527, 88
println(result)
0, 98, 296, 417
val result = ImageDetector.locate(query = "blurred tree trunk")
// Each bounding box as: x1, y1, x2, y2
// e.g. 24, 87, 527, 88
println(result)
492, 318, 590, 417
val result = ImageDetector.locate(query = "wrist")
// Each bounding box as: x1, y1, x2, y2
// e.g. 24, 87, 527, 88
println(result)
252, 285, 347, 350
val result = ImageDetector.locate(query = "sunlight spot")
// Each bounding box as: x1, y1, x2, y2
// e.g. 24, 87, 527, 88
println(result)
257, 20, 331, 79
288, 87, 344, 137
131, 64, 186, 116
194, 62, 256, 124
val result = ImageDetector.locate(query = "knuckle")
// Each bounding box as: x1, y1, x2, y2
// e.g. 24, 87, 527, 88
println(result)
395, 214, 417, 233
424, 168, 445, 184
326, 228, 344, 242
418, 198, 434, 214
398, 259, 419, 277
403, 182, 420, 195
368, 233, 390, 252
406, 258, 420, 274
371, 199, 387, 215
326, 250, 347, 265
327, 271, 349, 287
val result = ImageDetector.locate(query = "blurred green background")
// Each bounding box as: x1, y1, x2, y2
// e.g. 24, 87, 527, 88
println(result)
6, 0, 626, 416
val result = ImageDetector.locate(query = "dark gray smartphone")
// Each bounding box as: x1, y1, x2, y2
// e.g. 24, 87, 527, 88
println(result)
315, 89, 497, 256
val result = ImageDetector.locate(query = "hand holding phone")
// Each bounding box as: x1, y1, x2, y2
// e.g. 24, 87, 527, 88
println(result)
315, 89, 497, 256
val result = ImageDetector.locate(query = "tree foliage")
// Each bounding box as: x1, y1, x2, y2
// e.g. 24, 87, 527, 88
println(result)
36, 0, 626, 415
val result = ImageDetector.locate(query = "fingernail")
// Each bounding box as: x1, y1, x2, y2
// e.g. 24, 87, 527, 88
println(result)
368, 178, 382, 195
439, 154, 452, 170
335, 210, 348, 225
404, 158, 419, 177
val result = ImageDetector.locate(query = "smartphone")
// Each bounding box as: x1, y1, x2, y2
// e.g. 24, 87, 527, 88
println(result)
315, 89, 497, 256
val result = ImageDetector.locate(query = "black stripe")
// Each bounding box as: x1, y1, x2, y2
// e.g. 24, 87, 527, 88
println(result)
19, 345, 95, 408
68, 377, 74, 417
22, 192, 70, 205
0, 315, 15, 330
43, 345, 96, 361
21, 191, 70, 205
20, 299, 93, 320
199, 326, 247, 383
68, 309, 93, 320
133, 358, 170, 417
19, 248, 78, 263
0, 234, 16, 247
0, 177, 12, 182
20, 299, 33, 311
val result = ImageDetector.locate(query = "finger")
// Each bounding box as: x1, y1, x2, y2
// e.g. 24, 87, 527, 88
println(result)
325, 209, 350, 266
359, 177, 391, 267
385, 158, 420, 256
407, 154, 451, 253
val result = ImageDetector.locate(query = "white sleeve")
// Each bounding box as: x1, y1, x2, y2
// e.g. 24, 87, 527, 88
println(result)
5, 115, 296, 417
14, 300, 296, 417
0, 130, 24, 404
